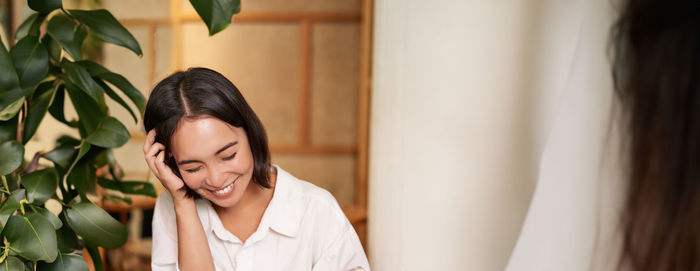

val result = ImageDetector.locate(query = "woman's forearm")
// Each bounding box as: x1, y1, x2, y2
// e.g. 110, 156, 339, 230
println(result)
174, 200, 215, 271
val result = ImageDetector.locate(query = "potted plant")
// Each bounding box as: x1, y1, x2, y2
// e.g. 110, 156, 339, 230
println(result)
0, 0, 239, 269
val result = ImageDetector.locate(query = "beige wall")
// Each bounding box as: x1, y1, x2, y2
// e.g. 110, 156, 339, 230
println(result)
368, 0, 538, 270
22, 0, 365, 206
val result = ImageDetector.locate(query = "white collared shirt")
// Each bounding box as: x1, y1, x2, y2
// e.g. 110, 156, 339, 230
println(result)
151, 166, 370, 271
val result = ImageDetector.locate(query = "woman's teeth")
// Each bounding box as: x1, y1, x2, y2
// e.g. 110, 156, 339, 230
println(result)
215, 182, 234, 195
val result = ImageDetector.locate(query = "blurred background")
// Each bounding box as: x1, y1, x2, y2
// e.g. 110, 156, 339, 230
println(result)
0, 0, 620, 270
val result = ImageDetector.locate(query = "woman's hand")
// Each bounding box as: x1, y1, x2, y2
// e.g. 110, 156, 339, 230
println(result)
145, 130, 214, 270
143, 130, 189, 201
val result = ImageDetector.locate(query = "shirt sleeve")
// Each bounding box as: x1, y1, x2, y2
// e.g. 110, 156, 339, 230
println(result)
311, 219, 370, 271
151, 191, 180, 271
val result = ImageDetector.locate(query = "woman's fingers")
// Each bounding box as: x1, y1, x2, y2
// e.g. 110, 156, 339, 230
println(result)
145, 142, 165, 179
142, 129, 188, 198
142, 130, 156, 154
155, 150, 185, 192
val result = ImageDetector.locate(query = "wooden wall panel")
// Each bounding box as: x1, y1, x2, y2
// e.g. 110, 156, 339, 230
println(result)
179, 0, 360, 14
103, 0, 170, 20
273, 154, 356, 204
153, 26, 173, 85
311, 23, 360, 146
181, 23, 302, 145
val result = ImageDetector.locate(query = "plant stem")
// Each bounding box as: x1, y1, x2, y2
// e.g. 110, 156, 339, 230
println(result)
60, 7, 77, 21
19, 199, 28, 215
23, 152, 42, 174
57, 178, 67, 203
1, 176, 9, 195
16, 100, 27, 144
0, 244, 9, 263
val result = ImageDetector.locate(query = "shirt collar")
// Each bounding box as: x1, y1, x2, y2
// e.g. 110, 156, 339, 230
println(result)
266, 165, 305, 237
205, 165, 305, 241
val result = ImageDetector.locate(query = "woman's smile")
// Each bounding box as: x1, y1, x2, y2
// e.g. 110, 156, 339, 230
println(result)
210, 176, 239, 198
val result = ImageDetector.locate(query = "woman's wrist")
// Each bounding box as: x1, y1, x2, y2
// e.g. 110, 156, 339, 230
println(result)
172, 195, 196, 211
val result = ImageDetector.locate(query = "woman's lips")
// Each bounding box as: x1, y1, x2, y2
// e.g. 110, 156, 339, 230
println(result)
211, 176, 239, 198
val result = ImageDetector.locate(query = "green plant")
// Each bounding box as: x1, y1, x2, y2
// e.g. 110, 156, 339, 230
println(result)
0, 0, 239, 270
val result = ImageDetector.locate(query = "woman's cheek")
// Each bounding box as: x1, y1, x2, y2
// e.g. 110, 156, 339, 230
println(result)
182, 174, 202, 190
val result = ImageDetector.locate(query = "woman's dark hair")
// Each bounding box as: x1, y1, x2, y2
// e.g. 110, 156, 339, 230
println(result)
143, 67, 272, 197
611, 0, 700, 270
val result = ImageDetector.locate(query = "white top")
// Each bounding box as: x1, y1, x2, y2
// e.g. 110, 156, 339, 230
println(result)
151, 166, 370, 271
505, 0, 624, 270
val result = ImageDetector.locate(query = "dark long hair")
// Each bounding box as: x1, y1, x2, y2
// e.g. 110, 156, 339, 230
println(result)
611, 0, 700, 270
143, 68, 272, 197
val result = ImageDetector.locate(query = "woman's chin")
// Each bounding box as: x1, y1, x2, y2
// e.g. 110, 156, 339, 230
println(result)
204, 190, 243, 209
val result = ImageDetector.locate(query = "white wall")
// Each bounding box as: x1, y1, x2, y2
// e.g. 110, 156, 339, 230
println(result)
368, 1, 539, 270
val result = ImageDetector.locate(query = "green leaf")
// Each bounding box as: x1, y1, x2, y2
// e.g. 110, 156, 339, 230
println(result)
62, 141, 90, 194
85, 117, 129, 148
95, 79, 138, 123
56, 136, 81, 147
22, 85, 56, 142
43, 146, 75, 170
10, 35, 49, 89
0, 36, 19, 92
1, 256, 25, 271
66, 159, 94, 195
0, 97, 24, 121
189, 0, 241, 35
33, 207, 62, 230
47, 85, 73, 127
0, 190, 24, 232
74, 60, 109, 76
0, 117, 17, 142
67, 9, 142, 56
47, 15, 86, 60
42, 35, 62, 62
56, 218, 82, 253
73, 141, 91, 164
94, 150, 109, 168
102, 193, 132, 205
28, 0, 62, 13
64, 202, 127, 249
64, 82, 104, 134
15, 13, 46, 40
0, 140, 23, 176
76, 60, 146, 113
98, 178, 156, 197
32, 81, 54, 100
3, 213, 58, 262
36, 252, 89, 271
62, 61, 105, 105
21, 169, 58, 204
0, 88, 32, 110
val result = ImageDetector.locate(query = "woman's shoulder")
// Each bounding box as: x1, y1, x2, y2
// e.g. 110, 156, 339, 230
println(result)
276, 167, 349, 224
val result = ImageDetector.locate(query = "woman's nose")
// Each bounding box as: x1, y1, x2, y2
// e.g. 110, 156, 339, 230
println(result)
206, 165, 227, 187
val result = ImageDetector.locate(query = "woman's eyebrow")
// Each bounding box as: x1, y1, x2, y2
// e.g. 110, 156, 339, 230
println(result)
215, 141, 238, 155
177, 159, 200, 166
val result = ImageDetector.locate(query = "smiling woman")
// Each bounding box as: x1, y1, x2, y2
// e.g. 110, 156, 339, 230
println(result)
142, 67, 369, 271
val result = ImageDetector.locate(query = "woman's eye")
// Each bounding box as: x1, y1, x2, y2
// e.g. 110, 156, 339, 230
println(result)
185, 166, 201, 173
222, 152, 237, 161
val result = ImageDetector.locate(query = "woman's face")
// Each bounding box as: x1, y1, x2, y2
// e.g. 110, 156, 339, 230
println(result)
169, 116, 255, 208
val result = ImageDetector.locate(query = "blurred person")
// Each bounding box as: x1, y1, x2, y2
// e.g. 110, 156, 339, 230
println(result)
611, 0, 700, 270
507, 0, 699, 270
142, 68, 369, 270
